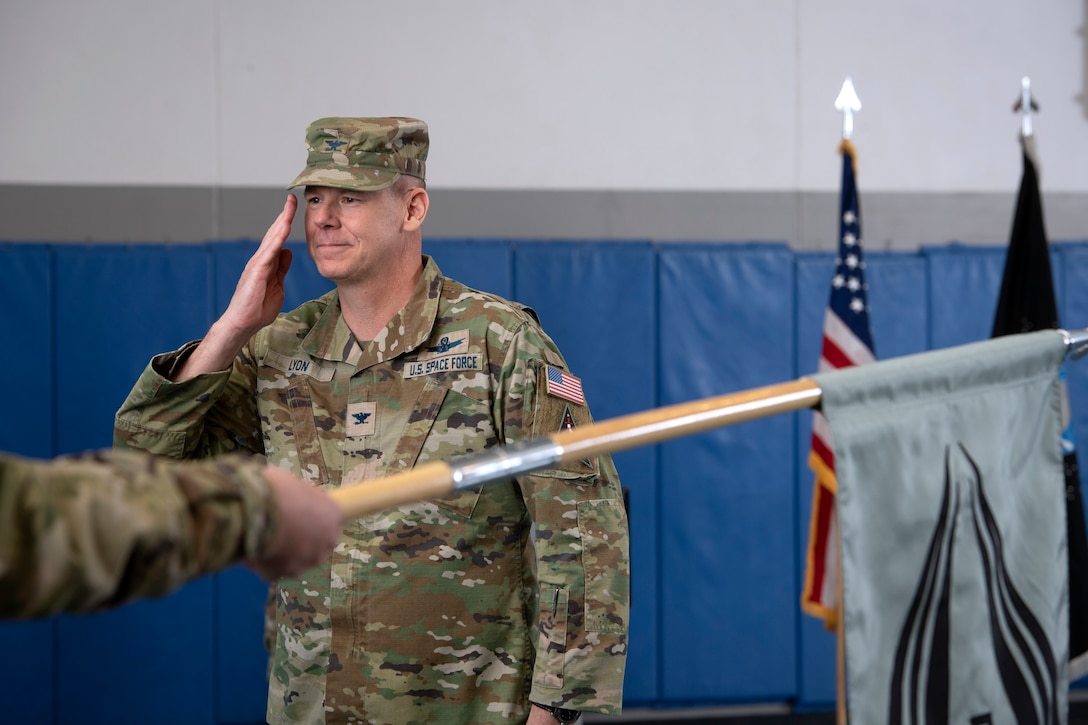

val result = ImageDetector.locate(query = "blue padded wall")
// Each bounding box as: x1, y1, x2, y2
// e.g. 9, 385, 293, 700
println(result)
0, 244, 57, 724
511, 241, 659, 704
52, 245, 217, 725
423, 239, 513, 297
656, 244, 798, 703
215, 566, 272, 724
924, 245, 1008, 349
52, 245, 213, 452
865, 252, 931, 360
6, 239, 1088, 722
1, 244, 54, 458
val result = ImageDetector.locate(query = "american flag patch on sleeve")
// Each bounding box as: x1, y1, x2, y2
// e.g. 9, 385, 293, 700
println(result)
545, 365, 585, 405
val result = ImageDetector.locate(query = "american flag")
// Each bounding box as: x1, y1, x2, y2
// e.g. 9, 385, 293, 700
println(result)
546, 365, 585, 405
802, 139, 875, 628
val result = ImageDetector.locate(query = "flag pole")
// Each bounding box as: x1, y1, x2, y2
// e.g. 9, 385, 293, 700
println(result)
329, 377, 822, 518
830, 75, 862, 725
834, 77, 861, 140
835, 530, 847, 725
329, 325, 1088, 518
1015, 76, 1036, 139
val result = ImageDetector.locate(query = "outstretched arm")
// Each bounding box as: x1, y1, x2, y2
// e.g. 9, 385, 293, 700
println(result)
249, 465, 342, 580
0, 448, 341, 619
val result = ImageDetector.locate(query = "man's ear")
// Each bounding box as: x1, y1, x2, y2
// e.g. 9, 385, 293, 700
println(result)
403, 187, 429, 231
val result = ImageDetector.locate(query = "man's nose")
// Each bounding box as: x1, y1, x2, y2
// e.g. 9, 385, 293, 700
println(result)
309, 202, 339, 226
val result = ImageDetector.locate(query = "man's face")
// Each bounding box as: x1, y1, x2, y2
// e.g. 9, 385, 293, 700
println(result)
302, 185, 412, 284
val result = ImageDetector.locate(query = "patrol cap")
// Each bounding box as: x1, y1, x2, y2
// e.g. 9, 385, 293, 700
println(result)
287, 117, 428, 192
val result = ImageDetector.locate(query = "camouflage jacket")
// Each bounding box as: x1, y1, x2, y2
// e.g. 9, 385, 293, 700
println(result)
0, 449, 275, 619
114, 257, 630, 724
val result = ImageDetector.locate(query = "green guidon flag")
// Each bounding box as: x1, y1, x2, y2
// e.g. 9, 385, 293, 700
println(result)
815, 329, 1069, 725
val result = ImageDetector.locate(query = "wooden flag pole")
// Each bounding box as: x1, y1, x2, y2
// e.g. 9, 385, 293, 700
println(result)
331, 327, 1088, 519
330, 377, 822, 519
836, 527, 848, 725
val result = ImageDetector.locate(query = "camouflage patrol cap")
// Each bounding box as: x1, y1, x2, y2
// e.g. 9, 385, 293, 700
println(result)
287, 117, 428, 192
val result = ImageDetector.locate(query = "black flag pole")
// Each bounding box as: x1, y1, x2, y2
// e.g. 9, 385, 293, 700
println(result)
993, 77, 1088, 678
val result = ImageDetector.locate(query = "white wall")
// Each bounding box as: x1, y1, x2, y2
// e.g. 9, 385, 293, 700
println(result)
2, 0, 1085, 193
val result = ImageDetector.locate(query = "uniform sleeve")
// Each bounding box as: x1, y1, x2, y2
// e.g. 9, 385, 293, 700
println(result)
113, 339, 263, 459
499, 324, 631, 715
0, 448, 278, 620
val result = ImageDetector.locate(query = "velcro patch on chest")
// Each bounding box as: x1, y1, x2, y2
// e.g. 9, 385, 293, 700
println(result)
263, 350, 335, 381
560, 404, 577, 432
403, 329, 484, 378
347, 402, 377, 437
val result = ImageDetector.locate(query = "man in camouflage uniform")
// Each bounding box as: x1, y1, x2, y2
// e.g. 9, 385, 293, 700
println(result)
114, 117, 630, 724
0, 448, 342, 619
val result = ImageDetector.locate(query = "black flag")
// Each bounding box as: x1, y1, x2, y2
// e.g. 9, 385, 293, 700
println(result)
992, 136, 1088, 672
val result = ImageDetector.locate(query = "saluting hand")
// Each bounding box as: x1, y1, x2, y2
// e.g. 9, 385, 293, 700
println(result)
173, 195, 297, 380
221, 194, 296, 338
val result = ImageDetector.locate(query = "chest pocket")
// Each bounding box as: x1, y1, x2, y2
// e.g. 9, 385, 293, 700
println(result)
257, 345, 345, 482
396, 383, 497, 519
256, 369, 339, 486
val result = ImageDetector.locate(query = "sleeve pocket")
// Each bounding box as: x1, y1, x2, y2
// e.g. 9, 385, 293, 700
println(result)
533, 586, 569, 689
578, 498, 629, 634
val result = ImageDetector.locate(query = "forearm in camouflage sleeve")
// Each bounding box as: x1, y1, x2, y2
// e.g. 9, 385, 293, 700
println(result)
0, 449, 277, 619
114, 340, 264, 459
